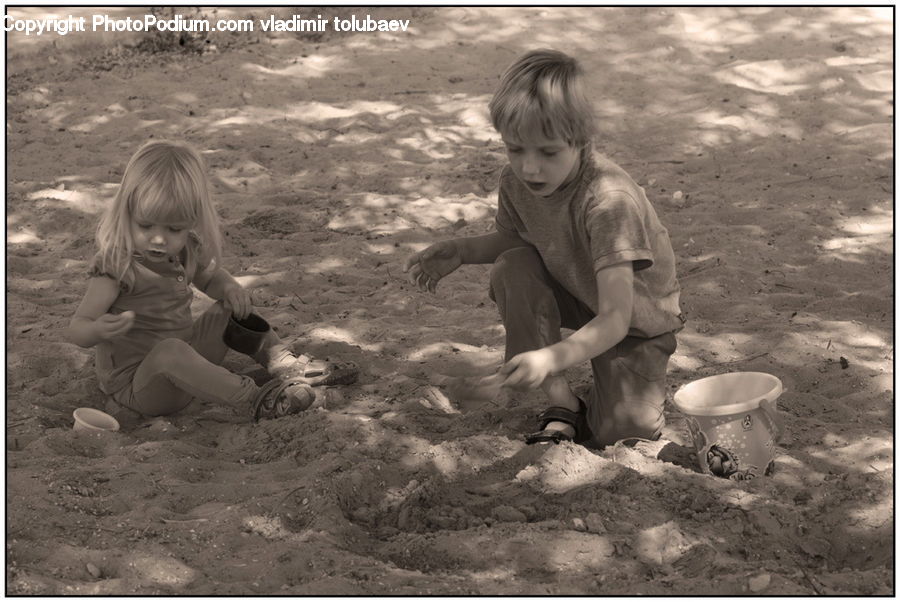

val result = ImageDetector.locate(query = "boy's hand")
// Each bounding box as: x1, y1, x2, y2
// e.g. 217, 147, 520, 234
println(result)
93, 311, 135, 341
223, 284, 253, 320
403, 240, 462, 293
500, 348, 556, 389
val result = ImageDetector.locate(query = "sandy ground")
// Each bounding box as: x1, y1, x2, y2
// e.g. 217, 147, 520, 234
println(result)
5, 6, 893, 595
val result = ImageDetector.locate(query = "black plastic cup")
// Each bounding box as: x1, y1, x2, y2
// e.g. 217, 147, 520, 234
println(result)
223, 312, 271, 355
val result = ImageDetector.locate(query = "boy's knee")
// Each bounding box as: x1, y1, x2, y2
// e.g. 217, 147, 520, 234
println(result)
613, 400, 665, 440
592, 400, 664, 446
490, 247, 542, 287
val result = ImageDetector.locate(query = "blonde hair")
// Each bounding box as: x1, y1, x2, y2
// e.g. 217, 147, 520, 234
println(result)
95, 140, 223, 282
489, 49, 597, 148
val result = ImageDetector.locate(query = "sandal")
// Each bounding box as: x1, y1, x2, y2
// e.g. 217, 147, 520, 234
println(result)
251, 378, 324, 422
272, 354, 359, 387
524, 399, 590, 445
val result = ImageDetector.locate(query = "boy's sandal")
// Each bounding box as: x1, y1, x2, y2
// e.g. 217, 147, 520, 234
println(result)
251, 378, 323, 422
273, 355, 360, 387
524, 399, 590, 445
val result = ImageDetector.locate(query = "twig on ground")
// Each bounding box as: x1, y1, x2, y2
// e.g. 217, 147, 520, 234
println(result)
408, 383, 430, 395
703, 352, 769, 368
385, 266, 407, 283
289, 293, 307, 311
60, 523, 125, 534
7, 416, 37, 429
160, 517, 209, 524
148, 476, 168, 494
680, 257, 720, 279
273, 485, 307, 513
799, 566, 824, 595
776, 174, 843, 186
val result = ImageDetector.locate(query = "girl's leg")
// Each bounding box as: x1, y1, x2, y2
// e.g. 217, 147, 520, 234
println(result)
489, 247, 594, 436
189, 301, 233, 365
189, 301, 295, 373
129, 338, 259, 416
253, 329, 299, 374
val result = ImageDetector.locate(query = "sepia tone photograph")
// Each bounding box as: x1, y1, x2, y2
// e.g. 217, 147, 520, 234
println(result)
5, 4, 893, 595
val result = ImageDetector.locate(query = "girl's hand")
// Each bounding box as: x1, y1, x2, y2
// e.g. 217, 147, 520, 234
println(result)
403, 240, 462, 293
223, 284, 252, 320
93, 311, 135, 341
500, 348, 557, 390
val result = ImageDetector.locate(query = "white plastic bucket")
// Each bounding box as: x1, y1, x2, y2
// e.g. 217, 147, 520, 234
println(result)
673, 372, 783, 479
73, 407, 120, 433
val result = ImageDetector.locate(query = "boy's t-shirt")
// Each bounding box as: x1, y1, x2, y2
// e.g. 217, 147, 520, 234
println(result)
495, 149, 684, 339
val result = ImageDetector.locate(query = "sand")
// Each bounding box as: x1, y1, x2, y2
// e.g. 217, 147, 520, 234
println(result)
5, 6, 893, 595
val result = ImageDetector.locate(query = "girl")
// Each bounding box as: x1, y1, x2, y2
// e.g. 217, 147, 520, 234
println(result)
67, 140, 356, 421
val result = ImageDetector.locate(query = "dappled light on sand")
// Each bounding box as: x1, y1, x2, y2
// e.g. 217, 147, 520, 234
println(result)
5, 6, 892, 596
716, 60, 828, 95
242, 53, 348, 78
7, 227, 43, 245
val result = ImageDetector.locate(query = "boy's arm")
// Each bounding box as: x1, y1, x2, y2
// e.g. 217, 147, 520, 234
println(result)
404, 230, 528, 293
67, 277, 133, 348
456, 230, 529, 264
546, 262, 633, 371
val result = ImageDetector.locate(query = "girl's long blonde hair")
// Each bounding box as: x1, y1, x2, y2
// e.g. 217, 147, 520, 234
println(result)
95, 140, 223, 282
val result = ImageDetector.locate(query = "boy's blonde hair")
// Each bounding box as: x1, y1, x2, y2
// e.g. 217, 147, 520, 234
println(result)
489, 49, 596, 148
96, 140, 223, 282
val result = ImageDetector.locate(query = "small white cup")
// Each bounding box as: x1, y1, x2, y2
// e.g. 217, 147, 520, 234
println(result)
73, 408, 120, 433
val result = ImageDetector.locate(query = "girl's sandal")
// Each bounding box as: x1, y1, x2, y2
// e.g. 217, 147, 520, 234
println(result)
273, 354, 360, 387
251, 378, 325, 422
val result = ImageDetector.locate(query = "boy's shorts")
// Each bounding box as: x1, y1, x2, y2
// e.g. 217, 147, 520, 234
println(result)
583, 330, 677, 448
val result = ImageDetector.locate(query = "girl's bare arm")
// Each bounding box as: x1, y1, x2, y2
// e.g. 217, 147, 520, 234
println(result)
66, 277, 132, 348
195, 264, 242, 301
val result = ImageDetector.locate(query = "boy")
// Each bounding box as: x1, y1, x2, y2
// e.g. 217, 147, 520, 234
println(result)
403, 49, 684, 448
